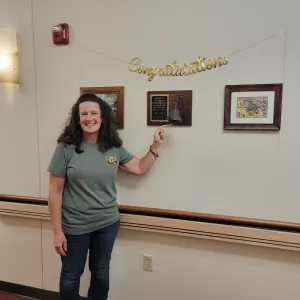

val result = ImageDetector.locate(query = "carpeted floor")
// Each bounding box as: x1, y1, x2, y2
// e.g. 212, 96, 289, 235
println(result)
0, 293, 34, 300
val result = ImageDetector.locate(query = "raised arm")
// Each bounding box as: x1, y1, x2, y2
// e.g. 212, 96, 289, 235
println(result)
119, 126, 164, 175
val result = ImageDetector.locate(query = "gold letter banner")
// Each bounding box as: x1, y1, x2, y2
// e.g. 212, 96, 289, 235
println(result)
129, 56, 229, 81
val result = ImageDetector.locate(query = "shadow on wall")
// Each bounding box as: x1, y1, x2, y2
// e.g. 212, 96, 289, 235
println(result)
115, 131, 176, 190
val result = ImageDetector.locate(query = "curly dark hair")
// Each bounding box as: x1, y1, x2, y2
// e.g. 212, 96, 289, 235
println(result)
57, 93, 122, 153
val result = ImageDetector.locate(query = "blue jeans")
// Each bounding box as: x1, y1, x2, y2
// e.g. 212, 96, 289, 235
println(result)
59, 220, 120, 300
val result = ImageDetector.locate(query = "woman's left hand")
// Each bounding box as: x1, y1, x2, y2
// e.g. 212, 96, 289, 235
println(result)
152, 126, 165, 151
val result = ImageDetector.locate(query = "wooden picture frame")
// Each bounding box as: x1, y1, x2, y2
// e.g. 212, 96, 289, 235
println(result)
224, 83, 283, 130
80, 86, 124, 129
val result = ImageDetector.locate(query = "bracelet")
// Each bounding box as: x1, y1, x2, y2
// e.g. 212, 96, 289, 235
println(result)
149, 146, 159, 159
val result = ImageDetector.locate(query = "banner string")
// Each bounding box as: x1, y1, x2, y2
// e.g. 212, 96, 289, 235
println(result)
79, 30, 287, 64
226, 30, 287, 57
79, 45, 129, 64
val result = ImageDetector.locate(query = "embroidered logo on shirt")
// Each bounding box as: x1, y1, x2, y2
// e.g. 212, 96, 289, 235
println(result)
107, 155, 117, 166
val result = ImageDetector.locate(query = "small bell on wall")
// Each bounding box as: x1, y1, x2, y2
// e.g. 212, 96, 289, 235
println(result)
168, 95, 182, 123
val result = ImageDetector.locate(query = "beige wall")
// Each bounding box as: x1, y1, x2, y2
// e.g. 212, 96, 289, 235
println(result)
0, 215, 42, 288
1, 0, 300, 299
1, 215, 300, 299
1, 0, 300, 222
33, 0, 300, 223
0, 0, 40, 196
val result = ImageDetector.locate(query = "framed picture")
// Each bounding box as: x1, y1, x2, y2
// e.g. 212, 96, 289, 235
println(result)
80, 86, 124, 129
147, 90, 192, 126
224, 83, 283, 130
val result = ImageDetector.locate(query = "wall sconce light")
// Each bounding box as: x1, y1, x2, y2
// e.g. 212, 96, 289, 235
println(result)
0, 26, 19, 84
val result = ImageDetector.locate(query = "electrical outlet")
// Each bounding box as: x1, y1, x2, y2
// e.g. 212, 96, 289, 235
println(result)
143, 255, 153, 272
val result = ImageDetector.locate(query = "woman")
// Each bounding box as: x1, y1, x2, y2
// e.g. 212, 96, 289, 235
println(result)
47, 93, 164, 300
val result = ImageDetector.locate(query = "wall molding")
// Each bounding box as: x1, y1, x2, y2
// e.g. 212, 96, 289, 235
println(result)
1, 194, 300, 252
1, 193, 300, 230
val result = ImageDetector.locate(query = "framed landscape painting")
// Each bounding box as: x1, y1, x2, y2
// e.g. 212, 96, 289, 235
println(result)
80, 86, 124, 129
224, 83, 283, 130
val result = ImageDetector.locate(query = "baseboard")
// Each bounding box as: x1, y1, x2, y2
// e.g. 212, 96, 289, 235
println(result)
0, 281, 87, 300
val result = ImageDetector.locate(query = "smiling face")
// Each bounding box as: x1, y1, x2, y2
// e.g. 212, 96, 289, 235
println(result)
79, 101, 102, 141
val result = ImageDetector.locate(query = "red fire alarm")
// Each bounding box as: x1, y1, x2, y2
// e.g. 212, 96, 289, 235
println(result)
52, 23, 69, 45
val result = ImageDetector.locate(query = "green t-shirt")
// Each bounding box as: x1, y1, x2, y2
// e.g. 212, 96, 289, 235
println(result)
47, 142, 134, 235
